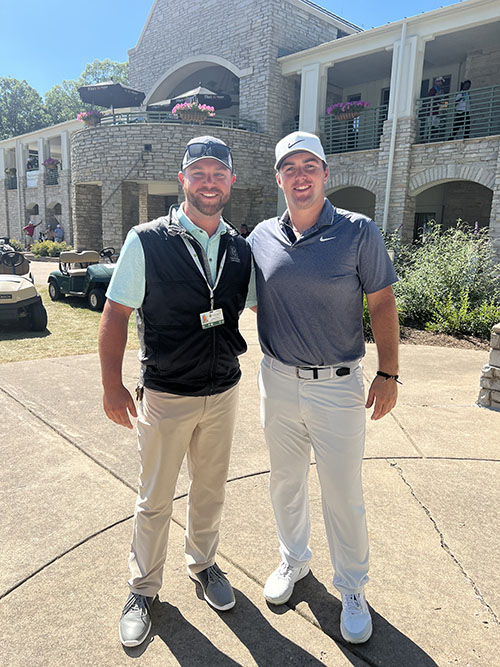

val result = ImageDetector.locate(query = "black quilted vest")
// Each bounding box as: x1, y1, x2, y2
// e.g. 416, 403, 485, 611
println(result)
134, 208, 251, 396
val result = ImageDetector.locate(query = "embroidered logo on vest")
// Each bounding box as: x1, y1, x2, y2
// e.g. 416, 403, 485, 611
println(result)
229, 244, 240, 263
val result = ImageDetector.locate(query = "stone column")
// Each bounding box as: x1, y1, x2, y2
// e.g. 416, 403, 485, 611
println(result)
488, 144, 500, 262
138, 184, 149, 225
61, 131, 70, 172
73, 183, 102, 251
101, 180, 124, 249
477, 323, 500, 411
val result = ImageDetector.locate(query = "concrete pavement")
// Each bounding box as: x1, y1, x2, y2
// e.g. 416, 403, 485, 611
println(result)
1, 298, 499, 665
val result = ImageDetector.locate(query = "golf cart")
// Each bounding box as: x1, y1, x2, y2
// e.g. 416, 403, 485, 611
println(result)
48, 247, 117, 311
0, 241, 48, 331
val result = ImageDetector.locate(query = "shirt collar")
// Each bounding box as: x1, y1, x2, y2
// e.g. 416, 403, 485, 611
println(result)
279, 198, 335, 235
178, 203, 226, 238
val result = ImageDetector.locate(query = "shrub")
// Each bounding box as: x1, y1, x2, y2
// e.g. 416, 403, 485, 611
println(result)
391, 221, 500, 338
8, 238, 24, 251
31, 240, 72, 257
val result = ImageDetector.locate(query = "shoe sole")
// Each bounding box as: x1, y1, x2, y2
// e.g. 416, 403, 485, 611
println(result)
264, 564, 310, 605
340, 619, 373, 644
188, 574, 236, 611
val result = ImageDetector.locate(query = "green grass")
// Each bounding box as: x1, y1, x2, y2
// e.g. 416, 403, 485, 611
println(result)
0, 286, 139, 364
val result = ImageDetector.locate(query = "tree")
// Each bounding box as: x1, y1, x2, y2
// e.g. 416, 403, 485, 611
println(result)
44, 59, 129, 125
0, 78, 48, 140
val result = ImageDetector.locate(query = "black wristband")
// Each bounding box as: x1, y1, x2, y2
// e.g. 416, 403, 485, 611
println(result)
377, 371, 402, 384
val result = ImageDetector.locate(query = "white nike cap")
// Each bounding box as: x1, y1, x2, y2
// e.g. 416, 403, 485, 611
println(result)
274, 131, 327, 170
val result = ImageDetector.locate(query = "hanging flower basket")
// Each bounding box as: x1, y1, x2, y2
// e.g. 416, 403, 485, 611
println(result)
172, 101, 215, 124
42, 158, 60, 170
327, 101, 370, 122
178, 109, 209, 123
77, 110, 103, 127
336, 111, 361, 121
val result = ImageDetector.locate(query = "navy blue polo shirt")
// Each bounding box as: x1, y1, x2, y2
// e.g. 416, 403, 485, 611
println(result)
247, 199, 397, 367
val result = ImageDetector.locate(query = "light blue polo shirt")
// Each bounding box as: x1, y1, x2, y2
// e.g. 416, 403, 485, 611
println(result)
106, 204, 256, 309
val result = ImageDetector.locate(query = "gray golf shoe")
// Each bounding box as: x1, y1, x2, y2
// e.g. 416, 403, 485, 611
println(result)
189, 563, 236, 611
119, 592, 154, 647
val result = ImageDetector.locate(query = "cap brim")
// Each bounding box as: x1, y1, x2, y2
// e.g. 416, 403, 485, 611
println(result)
275, 148, 326, 170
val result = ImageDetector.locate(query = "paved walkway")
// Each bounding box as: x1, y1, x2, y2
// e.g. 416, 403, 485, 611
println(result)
1, 293, 499, 665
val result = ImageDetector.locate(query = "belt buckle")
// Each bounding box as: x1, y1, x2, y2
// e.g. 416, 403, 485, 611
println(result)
296, 366, 315, 380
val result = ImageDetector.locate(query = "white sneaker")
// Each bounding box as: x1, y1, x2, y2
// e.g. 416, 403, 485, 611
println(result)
340, 591, 372, 643
264, 561, 310, 605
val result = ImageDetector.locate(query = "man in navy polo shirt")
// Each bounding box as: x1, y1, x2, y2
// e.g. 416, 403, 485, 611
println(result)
248, 131, 399, 644
99, 136, 255, 647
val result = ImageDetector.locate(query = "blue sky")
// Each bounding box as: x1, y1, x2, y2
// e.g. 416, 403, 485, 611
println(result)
1, 0, 461, 95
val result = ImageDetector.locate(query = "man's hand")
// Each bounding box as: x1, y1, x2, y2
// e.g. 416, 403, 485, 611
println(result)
102, 383, 138, 429
365, 375, 398, 421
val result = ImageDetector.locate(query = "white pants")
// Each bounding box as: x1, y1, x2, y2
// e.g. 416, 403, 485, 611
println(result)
128, 384, 239, 597
259, 355, 369, 595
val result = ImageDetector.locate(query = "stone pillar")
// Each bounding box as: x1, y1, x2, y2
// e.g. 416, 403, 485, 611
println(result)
299, 63, 328, 135
101, 180, 125, 249
121, 182, 140, 238
477, 323, 500, 411
73, 183, 102, 251
138, 184, 149, 224
376, 117, 418, 238
488, 144, 500, 262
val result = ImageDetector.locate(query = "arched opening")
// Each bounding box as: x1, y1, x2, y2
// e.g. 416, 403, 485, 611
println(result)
46, 201, 62, 234
147, 59, 242, 121
413, 181, 493, 240
327, 187, 376, 220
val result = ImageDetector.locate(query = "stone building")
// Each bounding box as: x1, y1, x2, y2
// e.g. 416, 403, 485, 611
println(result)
1, 0, 499, 255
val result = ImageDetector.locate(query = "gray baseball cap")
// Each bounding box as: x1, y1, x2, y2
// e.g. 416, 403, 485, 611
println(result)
182, 136, 233, 171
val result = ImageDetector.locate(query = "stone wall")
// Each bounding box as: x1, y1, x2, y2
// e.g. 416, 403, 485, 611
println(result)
465, 46, 500, 89
128, 0, 340, 137
71, 124, 277, 248
73, 184, 102, 251
477, 323, 500, 411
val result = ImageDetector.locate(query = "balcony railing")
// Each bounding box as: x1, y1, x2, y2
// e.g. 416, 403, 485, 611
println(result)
45, 168, 59, 186
416, 84, 500, 144
6, 175, 17, 190
320, 105, 387, 155
99, 111, 259, 133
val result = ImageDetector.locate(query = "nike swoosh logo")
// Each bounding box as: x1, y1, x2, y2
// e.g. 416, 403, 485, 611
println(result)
287, 139, 305, 148
319, 235, 336, 242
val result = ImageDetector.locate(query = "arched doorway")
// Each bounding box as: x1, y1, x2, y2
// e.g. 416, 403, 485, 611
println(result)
327, 187, 376, 220
413, 181, 493, 240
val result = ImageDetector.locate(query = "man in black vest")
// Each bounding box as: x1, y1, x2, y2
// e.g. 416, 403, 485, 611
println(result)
98, 136, 253, 647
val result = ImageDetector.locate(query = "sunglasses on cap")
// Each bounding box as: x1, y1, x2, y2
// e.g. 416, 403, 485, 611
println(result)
182, 142, 233, 169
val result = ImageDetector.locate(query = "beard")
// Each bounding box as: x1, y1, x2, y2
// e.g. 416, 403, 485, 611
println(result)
185, 188, 231, 217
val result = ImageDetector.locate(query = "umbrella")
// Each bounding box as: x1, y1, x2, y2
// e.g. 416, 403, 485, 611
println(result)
78, 82, 146, 109
147, 85, 232, 112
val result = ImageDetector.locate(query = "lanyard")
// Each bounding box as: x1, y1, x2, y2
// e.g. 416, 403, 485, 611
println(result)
181, 235, 227, 310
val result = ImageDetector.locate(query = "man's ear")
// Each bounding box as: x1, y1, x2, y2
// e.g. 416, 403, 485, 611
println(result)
323, 165, 329, 183
231, 173, 236, 185
275, 171, 283, 190
178, 171, 184, 185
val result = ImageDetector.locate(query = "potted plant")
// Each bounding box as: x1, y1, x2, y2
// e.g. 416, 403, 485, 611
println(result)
172, 101, 216, 123
42, 158, 60, 170
4, 167, 16, 177
327, 100, 370, 121
77, 109, 103, 127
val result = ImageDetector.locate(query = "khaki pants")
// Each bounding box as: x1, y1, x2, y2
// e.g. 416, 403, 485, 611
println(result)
128, 384, 239, 597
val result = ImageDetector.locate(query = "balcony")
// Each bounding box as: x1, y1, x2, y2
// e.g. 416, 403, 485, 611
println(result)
6, 175, 17, 190
45, 168, 59, 186
416, 84, 500, 144
99, 110, 259, 133
320, 105, 387, 155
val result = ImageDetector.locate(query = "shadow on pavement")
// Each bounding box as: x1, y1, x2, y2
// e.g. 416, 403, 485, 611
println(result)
279, 571, 438, 667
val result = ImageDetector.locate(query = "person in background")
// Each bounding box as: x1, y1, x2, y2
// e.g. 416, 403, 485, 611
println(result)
451, 80, 472, 139
54, 224, 64, 243
23, 217, 42, 249
240, 223, 250, 238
